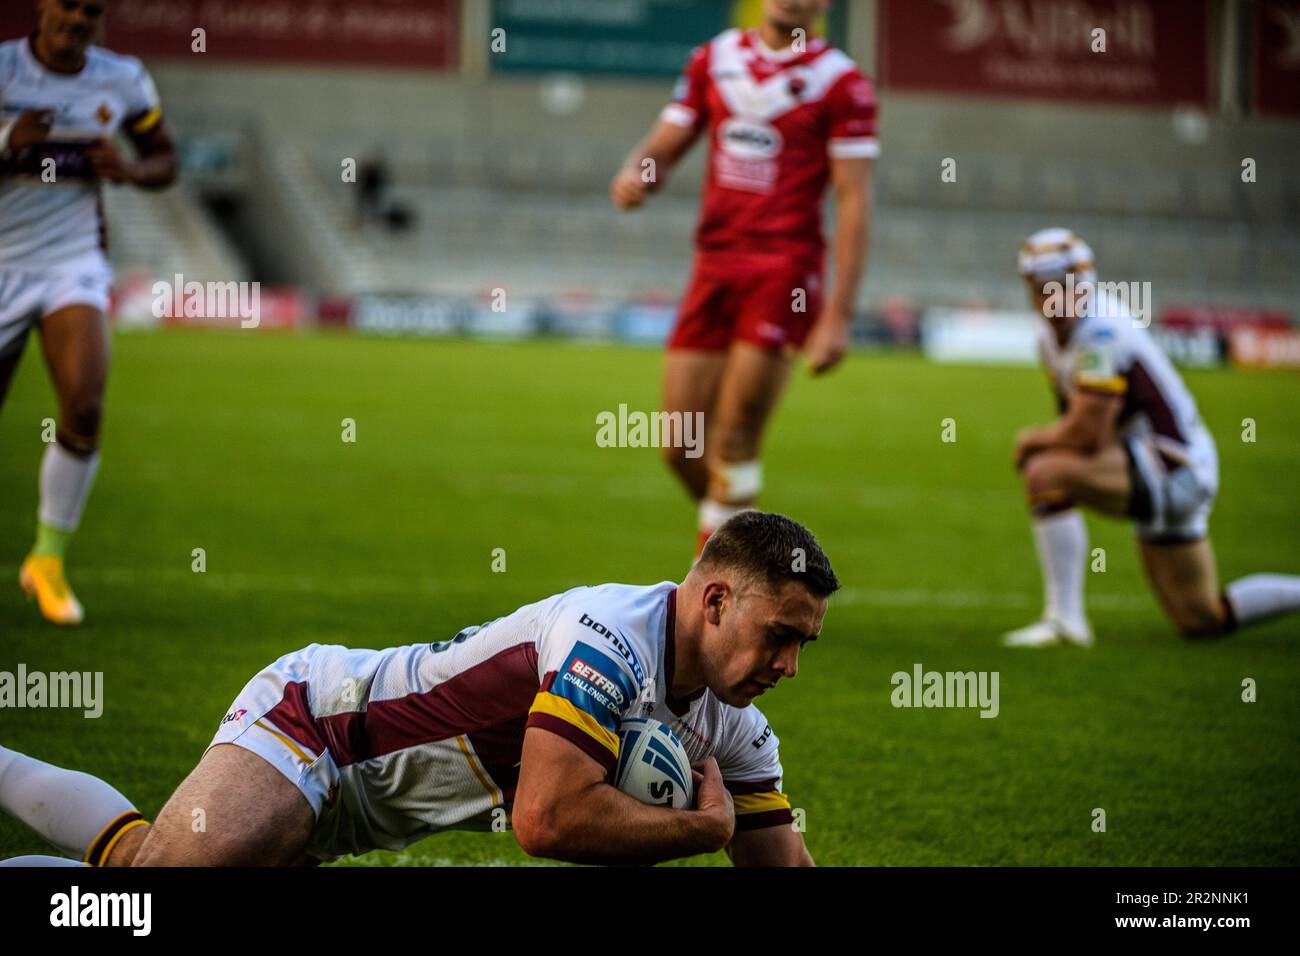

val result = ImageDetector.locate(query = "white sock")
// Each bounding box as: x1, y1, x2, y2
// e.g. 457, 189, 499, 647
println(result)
0, 855, 88, 867
698, 499, 751, 534
0, 745, 137, 861
38, 442, 101, 532
1032, 509, 1089, 632
1225, 574, 1300, 628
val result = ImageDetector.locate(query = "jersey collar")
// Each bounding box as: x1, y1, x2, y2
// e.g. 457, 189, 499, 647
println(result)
25, 33, 88, 77
663, 587, 705, 717
742, 26, 826, 64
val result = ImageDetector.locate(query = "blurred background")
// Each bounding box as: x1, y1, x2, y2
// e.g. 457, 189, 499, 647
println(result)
2, 0, 1298, 368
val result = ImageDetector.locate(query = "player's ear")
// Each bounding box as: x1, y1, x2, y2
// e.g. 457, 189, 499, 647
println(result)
702, 580, 728, 626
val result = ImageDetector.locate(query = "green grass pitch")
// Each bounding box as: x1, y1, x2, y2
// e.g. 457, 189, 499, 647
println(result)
2, 330, 1297, 865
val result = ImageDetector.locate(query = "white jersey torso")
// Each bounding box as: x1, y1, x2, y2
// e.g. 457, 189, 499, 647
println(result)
1036, 287, 1212, 456
0, 37, 161, 269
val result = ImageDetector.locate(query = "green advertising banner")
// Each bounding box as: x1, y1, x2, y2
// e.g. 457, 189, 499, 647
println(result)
492, 0, 849, 75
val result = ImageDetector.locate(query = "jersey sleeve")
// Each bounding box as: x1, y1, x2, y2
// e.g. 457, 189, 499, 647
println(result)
1070, 323, 1128, 397
660, 43, 710, 131
121, 58, 163, 137
716, 705, 794, 831
825, 68, 879, 160
525, 603, 646, 774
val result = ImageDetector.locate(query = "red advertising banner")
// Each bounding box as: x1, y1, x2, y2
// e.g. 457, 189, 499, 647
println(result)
878, 0, 1212, 106
0, 1, 458, 70
1252, 0, 1300, 116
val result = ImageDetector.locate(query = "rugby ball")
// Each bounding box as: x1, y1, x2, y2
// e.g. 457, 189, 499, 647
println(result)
613, 717, 693, 810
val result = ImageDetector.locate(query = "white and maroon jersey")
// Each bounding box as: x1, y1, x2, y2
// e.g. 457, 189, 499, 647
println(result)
0, 37, 163, 269
661, 27, 879, 271
1037, 288, 1214, 465
264, 582, 793, 857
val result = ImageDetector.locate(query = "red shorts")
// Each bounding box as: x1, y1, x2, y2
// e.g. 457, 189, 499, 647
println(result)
668, 256, 823, 353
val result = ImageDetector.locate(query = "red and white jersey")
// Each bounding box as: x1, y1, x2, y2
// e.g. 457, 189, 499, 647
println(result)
662, 27, 879, 270
240, 582, 793, 858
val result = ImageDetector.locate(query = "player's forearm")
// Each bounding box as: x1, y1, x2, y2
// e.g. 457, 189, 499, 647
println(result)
1041, 418, 1103, 455
526, 782, 729, 865
620, 122, 693, 191
129, 151, 178, 190
827, 193, 869, 315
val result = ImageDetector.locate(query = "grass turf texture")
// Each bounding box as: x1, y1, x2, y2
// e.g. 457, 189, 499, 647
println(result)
1, 330, 1297, 866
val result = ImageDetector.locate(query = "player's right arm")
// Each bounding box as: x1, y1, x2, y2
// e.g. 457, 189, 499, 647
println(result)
610, 43, 709, 210
512, 596, 733, 864
513, 728, 734, 865
1, 110, 54, 156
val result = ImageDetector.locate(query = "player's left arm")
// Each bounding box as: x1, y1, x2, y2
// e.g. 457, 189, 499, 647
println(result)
806, 69, 879, 376
1018, 386, 1123, 468
716, 707, 810, 866
1017, 335, 1125, 467
85, 62, 178, 189
806, 155, 873, 375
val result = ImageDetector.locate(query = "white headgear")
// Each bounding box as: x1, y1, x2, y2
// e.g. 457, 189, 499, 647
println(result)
1018, 227, 1096, 285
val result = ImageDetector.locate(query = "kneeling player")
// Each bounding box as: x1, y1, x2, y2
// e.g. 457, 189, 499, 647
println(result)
1003, 228, 1300, 647
0, 512, 832, 866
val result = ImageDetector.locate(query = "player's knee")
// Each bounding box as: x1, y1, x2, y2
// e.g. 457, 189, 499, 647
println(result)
660, 441, 691, 474
1022, 454, 1070, 496
712, 421, 759, 462
1172, 603, 1230, 639
60, 394, 103, 446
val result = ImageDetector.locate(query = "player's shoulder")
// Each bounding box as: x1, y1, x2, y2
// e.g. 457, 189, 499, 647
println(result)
86, 43, 152, 86
547, 581, 674, 681
1075, 294, 1133, 348
808, 43, 875, 102
0, 37, 22, 77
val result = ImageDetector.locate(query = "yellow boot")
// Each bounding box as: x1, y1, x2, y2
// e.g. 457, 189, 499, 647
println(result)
19, 554, 85, 626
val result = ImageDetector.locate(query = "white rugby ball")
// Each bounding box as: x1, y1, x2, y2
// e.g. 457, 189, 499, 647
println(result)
613, 717, 693, 810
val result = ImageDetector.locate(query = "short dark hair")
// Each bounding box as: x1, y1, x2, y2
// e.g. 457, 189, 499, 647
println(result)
697, 511, 840, 598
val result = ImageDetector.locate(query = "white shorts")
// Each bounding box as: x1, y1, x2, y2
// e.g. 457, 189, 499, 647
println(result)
1124, 424, 1219, 543
207, 645, 344, 858
0, 253, 113, 359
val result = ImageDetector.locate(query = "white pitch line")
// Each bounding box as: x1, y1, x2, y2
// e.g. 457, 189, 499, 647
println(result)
0, 565, 1153, 611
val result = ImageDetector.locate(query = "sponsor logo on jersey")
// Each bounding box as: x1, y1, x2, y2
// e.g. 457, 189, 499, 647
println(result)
578, 613, 646, 685
719, 118, 783, 160
752, 723, 773, 749
557, 642, 637, 719
220, 708, 247, 726
568, 657, 626, 708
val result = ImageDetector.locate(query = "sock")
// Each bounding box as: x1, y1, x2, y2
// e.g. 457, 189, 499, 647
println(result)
35, 441, 100, 556
0, 745, 140, 864
1225, 574, 1300, 628
697, 499, 751, 557
0, 855, 89, 867
1031, 508, 1089, 632
33, 521, 73, 559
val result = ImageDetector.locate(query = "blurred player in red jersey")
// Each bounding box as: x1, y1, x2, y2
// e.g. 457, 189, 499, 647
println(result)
611, 0, 878, 555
